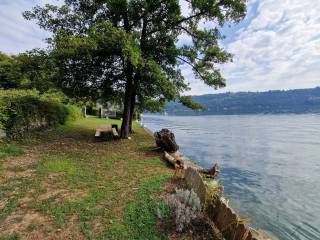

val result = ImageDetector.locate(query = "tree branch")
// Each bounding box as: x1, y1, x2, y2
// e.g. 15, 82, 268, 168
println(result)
175, 11, 205, 25
176, 56, 205, 81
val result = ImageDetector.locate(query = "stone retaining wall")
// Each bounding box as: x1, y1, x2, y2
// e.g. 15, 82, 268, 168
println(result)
184, 167, 272, 240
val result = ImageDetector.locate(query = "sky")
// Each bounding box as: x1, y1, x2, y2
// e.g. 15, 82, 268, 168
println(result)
0, 0, 319, 95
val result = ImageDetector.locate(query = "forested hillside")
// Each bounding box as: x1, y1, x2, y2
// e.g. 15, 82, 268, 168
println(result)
166, 87, 320, 115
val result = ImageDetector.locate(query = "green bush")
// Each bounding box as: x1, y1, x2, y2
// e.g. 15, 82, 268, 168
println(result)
66, 105, 83, 122
0, 89, 82, 139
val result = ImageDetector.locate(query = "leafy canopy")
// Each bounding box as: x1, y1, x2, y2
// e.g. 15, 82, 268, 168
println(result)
24, 0, 247, 110
0, 50, 56, 92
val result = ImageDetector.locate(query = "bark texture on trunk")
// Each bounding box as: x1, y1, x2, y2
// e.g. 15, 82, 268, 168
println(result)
121, 80, 133, 138
129, 94, 135, 133
120, 63, 134, 139
129, 73, 139, 133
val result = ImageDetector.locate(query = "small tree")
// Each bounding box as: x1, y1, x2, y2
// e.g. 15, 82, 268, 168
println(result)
0, 52, 23, 89
0, 50, 56, 92
25, 0, 246, 138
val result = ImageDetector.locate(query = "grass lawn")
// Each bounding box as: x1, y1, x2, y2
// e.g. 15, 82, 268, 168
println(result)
0, 117, 173, 240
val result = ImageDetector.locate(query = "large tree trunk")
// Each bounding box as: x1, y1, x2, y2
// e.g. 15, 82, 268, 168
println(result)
129, 73, 139, 133
129, 90, 136, 134
121, 80, 133, 138
121, 65, 134, 139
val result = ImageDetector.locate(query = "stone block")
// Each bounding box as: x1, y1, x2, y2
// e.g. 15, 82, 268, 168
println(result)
184, 167, 206, 204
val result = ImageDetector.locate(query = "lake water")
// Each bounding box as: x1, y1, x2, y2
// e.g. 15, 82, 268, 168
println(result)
142, 114, 320, 240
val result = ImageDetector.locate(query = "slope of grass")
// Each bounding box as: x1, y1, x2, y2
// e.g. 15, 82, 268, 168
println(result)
0, 117, 173, 239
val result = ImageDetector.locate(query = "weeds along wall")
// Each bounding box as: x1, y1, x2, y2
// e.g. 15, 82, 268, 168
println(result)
0, 89, 82, 139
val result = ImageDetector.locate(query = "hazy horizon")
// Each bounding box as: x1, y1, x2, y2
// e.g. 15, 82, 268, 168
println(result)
186, 86, 320, 96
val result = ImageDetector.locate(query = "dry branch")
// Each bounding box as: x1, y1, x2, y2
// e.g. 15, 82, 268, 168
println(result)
163, 151, 220, 178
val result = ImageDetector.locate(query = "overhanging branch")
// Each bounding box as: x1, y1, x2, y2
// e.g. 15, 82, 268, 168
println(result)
177, 56, 206, 82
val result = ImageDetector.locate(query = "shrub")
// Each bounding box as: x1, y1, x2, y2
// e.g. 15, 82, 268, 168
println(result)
66, 105, 83, 122
167, 189, 203, 232
0, 104, 7, 130
0, 89, 82, 139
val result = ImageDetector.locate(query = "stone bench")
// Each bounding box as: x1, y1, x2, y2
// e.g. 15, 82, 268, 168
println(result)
95, 125, 119, 138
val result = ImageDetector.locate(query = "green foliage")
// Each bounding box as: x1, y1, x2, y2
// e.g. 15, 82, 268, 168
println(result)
0, 89, 82, 139
0, 52, 22, 89
40, 90, 69, 103
141, 99, 167, 113
0, 105, 7, 130
0, 50, 56, 92
24, 0, 247, 113
179, 96, 204, 110
66, 105, 83, 122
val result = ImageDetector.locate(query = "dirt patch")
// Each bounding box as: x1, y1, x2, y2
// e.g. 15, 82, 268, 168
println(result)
56, 190, 88, 203
91, 216, 106, 236
51, 214, 85, 240
0, 199, 8, 211
1, 152, 38, 181
18, 196, 35, 208
36, 188, 88, 204
1, 211, 85, 240
37, 189, 68, 201
5, 169, 36, 179
5, 153, 38, 168
0, 211, 52, 238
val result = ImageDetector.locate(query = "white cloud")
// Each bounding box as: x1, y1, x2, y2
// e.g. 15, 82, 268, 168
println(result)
1, 0, 319, 95
186, 0, 320, 95
0, 0, 60, 55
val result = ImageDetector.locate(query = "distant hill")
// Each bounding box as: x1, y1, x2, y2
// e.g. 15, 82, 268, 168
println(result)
166, 87, 320, 115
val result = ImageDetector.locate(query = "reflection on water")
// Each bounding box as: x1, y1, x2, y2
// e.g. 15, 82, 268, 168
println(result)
142, 114, 320, 240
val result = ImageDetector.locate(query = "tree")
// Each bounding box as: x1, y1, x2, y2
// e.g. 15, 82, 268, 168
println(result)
0, 50, 56, 92
24, 0, 246, 138
0, 52, 22, 89
17, 49, 57, 93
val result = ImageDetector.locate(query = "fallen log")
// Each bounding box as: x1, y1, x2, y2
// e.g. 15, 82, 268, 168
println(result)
164, 151, 184, 169
198, 163, 221, 178
163, 151, 220, 178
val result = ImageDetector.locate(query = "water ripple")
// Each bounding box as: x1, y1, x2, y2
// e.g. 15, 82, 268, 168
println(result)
143, 114, 320, 240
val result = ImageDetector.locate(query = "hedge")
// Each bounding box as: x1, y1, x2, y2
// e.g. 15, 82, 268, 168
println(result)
0, 89, 82, 139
